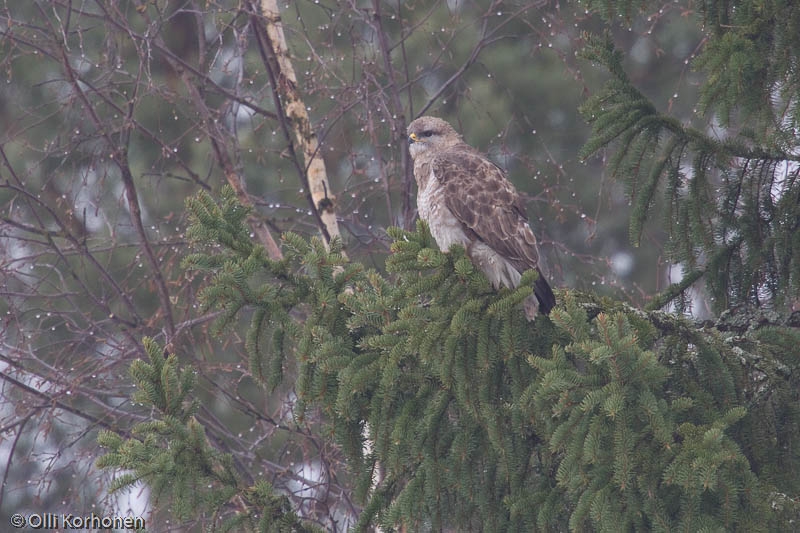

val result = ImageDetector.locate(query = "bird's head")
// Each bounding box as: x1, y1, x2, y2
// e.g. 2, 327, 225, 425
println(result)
407, 116, 463, 160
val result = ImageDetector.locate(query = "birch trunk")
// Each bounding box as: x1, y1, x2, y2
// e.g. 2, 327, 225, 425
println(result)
257, 0, 342, 246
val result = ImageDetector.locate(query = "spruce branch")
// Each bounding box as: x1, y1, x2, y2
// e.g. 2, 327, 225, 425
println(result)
579, 32, 800, 311
96, 338, 321, 532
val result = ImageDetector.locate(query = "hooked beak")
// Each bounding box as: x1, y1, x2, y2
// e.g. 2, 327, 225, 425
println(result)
408, 132, 419, 145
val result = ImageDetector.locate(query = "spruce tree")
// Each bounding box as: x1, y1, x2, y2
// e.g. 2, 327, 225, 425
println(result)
99, 186, 799, 530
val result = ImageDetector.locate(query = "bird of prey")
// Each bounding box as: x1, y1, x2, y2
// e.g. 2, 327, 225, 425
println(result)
407, 116, 555, 318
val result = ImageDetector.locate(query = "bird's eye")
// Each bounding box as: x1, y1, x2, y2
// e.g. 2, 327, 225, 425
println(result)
421, 130, 434, 137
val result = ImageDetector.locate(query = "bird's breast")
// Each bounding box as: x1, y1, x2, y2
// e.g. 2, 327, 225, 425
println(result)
417, 169, 470, 251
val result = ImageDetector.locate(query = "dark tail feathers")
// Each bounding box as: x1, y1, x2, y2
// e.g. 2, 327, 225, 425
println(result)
534, 269, 556, 315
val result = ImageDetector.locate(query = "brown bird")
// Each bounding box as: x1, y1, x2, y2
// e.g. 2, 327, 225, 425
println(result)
407, 116, 555, 318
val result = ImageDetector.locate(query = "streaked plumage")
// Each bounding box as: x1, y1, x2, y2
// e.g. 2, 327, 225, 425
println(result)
407, 116, 555, 318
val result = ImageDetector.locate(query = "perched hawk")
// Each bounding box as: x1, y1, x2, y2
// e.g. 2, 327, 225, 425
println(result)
407, 116, 555, 318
